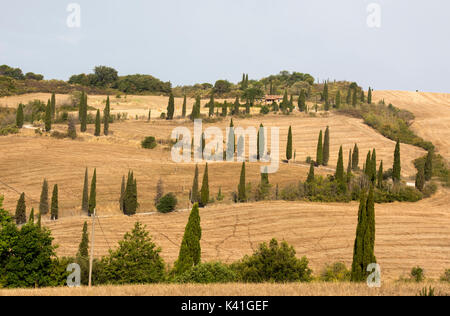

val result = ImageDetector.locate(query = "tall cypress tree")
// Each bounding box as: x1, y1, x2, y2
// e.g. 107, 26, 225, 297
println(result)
28, 208, 35, 224
233, 96, 240, 115
123, 171, 137, 216
88, 169, 96, 216
257, 124, 265, 161
346, 87, 352, 104
367, 87, 372, 104
37, 212, 42, 228
393, 140, 401, 182
77, 222, 89, 260
15, 193, 27, 225
174, 203, 202, 274
377, 161, 384, 189
190, 95, 201, 121
200, 164, 209, 207
335, 146, 344, 183
80, 92, 87, 132
323, 127, 330, 166
364, 151, 372, 178
51, 93, 56, 118
286, 126, 293, 161
238, 162, 246, 202
45, 99, 52, 132
424, 150, 433, 181
16, 103, 24, 128
208, 94, 215, 117
104, 96, 110, 136
347, 149, 353, 183
167, 92, 175, 120
370, 149, 377, 183
360, 90, 365, 103
94, 109, 101, 136
51, 184, 58, 220
298, 90, 306, 112
352, 144, 359, 170
316, 130, 323, 166
191, 165, 200, 204
415, 165, 425, 192
307, 162, 315, 183
39, 179, 49, 215
222, 101, 228, 117
82, 168, 89, 213
352, 89, 358, 107
119, 175, 125, 212
335, 91, 341, 109
182, 95, 187, 118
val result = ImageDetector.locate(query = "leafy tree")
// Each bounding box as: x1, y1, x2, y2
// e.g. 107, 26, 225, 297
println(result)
286, 126, 293, 161
238, 162, 246, 202
174, 203, 202, 275
167, 92, 175, 120
93, 66, 118, 88
351, 187, 376, 282
191, 165, 200, 204
213, 80, 232, 95
104, 96, 110, 135
88, 169, 96, 216
99, 222, 165, 284
51, 184, 58, 221
316, 130, 323, 166
323, 127, 330, 166
335, 146, 345, 183
45, 100, 52, 132
94, 109, 101, 136
424, 150, 433, 181
82, 168, 89, 213
156, 193, 178, 213
200, 164, 209, 207
15, 193, 27, 225
352, 144, 359, 170
16, 103, 24, 128
39, 179, 49, 215
393, 140, 401, 182
182, 95, 187, 118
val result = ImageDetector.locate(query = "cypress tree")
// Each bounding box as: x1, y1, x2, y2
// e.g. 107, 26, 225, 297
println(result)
352, 144, 359, 170
363, 187, 376, 270
208, 94, 215, 117
335, 146, 345, 183
280, 89, 289, 111
323, 82, 329, 105
257, 124, 264, 161
347, 149, 353, 183
191, 165, 200, 204
364, 151, 372, 178
190, 95, 201, 121
307, 162, 315, 183
200, 164, 209, 207
316, 130, 323, 166
286, 126, 293, 161
377, 161, 384, 189
424, 150, 433, 181
238, 162, 246, 202
415, 165, 425, 192
37, 212, 42, 228
148, 109, 151, 122
39, 179, 49, 215
227, 119, 235, 158
368, 87, 372, 104
51, 184, 58, 221
78, 91, 84, 120
371, 149, 377, 183
120, 175, 125, 211
16, 103, 24, 128
346, 87, 352, 104
167, 92, 175, 120
154, 178, 164, 207
233, 96, 240, 115
298, 90, 306, 112
123, 171, 137, 215
352, 89, 358, 107
104, 96, 110, 136
88, 169, 96, 216
68, 116, 77, 139
393, 140, 401, 182
82, 168, 89, 213
335, 91, 341, 109
94, 109, 101, 136
51, 93, 56, 118
80, 92, 87, 132
77, 222, 89, 260
45, 99, 52, 132
29, 208, 34, 224
15, 193, 27, 225
174, 203, 202, 274
361, 90, 365, 103
323, 127, 330, 166
222, 101, 228, 117
182, 95, 187, 118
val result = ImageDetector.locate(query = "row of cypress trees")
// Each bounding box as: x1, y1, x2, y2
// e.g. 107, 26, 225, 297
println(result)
315, 127, 330, 166
190, 164, 210, 207
120, 171, 138, 216
81, 168, 97, 216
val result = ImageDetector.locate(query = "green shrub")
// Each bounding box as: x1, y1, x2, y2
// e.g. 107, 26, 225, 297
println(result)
156, 193, 178, 213
141, 136, 157, 149
411, 266, 425, 282
231, 239, 312, 283
260, 105, 270, 114
440, 269, 450, 283
418, 287, 435, 296
422, 182, 438, 198
0, 125, 19, 136
320, 262, 351, 282
175, 262, 237, 284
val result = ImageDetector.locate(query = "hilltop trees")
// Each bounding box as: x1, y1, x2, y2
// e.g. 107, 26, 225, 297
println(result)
15, 193, 26, 225
200, 164, 209, 207
167, 92, 175, 120
316, 130, 323, 166
51, 184, 59, 220
393, 140, 401, 182
286, 126, 293, 161
16, 103, 24, 128
88, 169, 97, 216
82, 168, 89, 214
174, 203, 202, 275
39, 179, 49, 216
323, 127, 330, 166
104, 96, 110, 135
351, 187, 376, 282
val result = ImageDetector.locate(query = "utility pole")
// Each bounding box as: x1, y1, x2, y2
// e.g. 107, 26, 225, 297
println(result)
88, 208, 96, 287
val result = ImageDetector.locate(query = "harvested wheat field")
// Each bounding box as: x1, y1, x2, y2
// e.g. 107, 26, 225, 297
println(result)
1, 282, 448, 296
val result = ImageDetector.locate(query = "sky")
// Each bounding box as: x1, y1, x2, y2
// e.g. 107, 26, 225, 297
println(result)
0, 0, 449, 92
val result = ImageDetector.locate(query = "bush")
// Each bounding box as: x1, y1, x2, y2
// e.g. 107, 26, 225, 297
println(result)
440, 269, 450, 283
175, 262, 237, 284
260, 105, 270, 115
0, 125, 19, 136
411, 266, 425, 282
141, 136, 157, 149
320, 262, 351, 282
156, 193, 178, 213
231, 239, 312, 283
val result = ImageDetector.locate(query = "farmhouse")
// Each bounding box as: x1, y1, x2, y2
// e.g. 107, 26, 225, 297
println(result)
260, 95, 283, 104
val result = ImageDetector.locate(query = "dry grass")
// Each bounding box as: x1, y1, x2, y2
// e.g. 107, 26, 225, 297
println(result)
1, 282, 448, 296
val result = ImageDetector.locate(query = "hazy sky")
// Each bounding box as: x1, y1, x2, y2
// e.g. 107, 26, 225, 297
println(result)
1, 0, 449, 92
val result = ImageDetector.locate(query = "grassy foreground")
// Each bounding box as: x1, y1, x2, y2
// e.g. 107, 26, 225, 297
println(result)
1, 282, 448, 296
